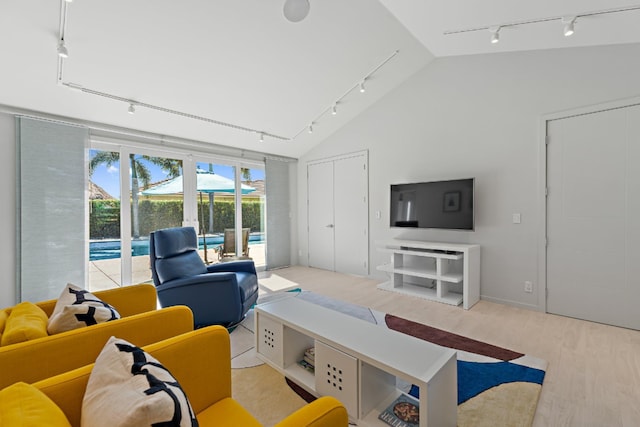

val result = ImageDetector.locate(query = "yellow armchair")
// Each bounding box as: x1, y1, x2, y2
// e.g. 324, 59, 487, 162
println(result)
0, 284, 194, 390
33, 326, 349, 427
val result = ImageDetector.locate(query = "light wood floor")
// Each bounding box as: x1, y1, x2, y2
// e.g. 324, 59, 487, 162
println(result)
264, 266, 640, 427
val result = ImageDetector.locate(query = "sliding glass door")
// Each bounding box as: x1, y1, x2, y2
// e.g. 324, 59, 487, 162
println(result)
89, 142, 267, 291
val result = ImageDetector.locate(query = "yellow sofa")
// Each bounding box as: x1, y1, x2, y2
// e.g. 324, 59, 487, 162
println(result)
33, 326, 349, 427
0, 284, 194, 389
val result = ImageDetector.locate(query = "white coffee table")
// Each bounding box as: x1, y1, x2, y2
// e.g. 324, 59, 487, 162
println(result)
255, 296, 457, 427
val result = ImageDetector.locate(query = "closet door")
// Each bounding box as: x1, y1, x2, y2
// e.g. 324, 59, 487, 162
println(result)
307, 151, 369, 276
546, 105, 640, 330
308, 161, 335, 271
334, 154, 368, 276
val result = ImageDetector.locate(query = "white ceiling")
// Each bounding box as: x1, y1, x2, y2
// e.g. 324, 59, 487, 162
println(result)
2, 1, 639, 159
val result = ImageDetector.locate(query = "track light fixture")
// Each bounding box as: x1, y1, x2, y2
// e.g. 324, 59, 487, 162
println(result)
489, 27, 500, 44
290, 49, 398, 139
57, 41, 69, 58
562, 16, 576, 37
444, 5, 640, 44
56, 0, 398, 142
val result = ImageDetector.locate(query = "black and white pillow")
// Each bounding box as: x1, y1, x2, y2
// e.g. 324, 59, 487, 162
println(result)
47, 283, 120, 335
82, 336, 199, 427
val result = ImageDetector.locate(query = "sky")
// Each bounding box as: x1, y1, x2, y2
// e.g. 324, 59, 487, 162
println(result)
90, 151, 264, 199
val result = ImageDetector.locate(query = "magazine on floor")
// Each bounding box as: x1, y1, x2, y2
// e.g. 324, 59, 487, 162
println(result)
378, 394, 420, 427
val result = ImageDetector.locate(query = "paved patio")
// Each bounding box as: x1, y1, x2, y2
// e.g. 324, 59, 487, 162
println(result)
89, 243, 265, 292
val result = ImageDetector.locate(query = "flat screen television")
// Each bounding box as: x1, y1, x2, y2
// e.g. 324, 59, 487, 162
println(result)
390, 178, 474, 230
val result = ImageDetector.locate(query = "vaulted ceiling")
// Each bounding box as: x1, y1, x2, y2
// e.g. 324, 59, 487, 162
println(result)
2, 1, 639, 158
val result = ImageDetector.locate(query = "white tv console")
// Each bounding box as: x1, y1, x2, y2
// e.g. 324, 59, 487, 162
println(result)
376, 239, 480, 309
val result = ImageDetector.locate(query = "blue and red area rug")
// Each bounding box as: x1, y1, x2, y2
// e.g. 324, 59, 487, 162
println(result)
284, 291, 547, 427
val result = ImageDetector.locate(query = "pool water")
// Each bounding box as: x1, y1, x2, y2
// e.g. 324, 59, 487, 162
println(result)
90, 234, 264, 261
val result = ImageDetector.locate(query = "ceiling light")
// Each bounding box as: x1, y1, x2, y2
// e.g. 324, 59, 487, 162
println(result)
359, 82, 366, 93
259, 132, 264, 143
489, 27, 500, 44
283, 0, 310, 23
64, 0, 73, 2
128, 103, 136, 115
308, 124, 313, 134
57, 41, 69, 58
331, 105, 337, 115
563, 16, 576, 37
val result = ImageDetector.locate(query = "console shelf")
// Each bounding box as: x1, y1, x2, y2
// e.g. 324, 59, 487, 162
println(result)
255, 297, 457, 426
376, 239, 480, 309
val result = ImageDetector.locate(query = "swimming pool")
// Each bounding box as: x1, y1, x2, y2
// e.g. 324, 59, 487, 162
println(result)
90, 234, 264, 261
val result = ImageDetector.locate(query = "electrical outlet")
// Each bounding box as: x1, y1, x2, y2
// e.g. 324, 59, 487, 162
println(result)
524, 281, 533, 293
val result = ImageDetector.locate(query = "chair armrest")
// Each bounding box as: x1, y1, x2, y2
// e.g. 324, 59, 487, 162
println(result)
0, 306, 194, 390
156, 275, 243, 327
206, 260, 256, 275
274, 396, 349, 427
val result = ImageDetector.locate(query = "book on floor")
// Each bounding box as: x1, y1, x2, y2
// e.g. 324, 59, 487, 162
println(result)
378, 394, 419, 427
297, 359, 315, 373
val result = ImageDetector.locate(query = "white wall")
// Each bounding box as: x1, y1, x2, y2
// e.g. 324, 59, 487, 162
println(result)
0, 113, 16, 307
297, 43, 640, 310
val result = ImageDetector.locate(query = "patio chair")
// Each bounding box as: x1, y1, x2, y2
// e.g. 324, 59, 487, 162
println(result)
149, 226, 258, 328
215, 228, 251, 260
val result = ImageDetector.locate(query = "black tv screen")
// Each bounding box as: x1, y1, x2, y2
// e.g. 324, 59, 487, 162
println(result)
390, 178, 474, 230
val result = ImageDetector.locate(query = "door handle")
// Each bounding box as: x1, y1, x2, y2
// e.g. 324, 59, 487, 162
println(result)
326, 224, 334, 228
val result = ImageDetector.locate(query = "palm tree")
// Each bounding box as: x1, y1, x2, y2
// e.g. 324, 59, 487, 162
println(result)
89, 151, 181, 238
241, 167, 252, 182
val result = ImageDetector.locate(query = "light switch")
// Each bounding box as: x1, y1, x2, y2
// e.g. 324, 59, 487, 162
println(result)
512, 213, 521, 224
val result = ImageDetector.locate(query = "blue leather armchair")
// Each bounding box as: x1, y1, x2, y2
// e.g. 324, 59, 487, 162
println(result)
149, 227, 259, 328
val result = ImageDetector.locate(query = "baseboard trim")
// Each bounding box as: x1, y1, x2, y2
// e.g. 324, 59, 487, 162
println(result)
481, 295, 544, 312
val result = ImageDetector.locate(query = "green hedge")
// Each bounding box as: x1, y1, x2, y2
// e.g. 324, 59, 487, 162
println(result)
90, 199, 264, 239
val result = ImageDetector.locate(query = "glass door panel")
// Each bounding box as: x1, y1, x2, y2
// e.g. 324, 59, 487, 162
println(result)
88, 149, 122, 291
241, 166, 266, 269
87, 149, 184, 291
132, 154, 183, 284
195, 162, 236, 264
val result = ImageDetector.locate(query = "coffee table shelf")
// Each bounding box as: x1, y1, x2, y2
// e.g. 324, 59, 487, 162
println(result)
255, 296, 457, 427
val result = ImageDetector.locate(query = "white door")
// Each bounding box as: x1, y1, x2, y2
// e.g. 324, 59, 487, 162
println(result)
546, 105, 640, 330
334, 155, 368, 276
308, 161, 335, 271
307, 152, 369, 275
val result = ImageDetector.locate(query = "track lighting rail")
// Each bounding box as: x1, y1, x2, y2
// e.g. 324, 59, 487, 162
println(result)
56, 1, 399, 143
443, 4, 640, 40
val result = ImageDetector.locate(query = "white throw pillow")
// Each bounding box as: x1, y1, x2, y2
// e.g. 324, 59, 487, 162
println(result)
81, 336, 198, 427
47, 283, 120, 335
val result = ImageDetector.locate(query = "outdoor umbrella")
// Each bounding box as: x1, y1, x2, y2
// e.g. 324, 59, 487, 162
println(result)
141, 168, 255, 263
141, 168, 256, 196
